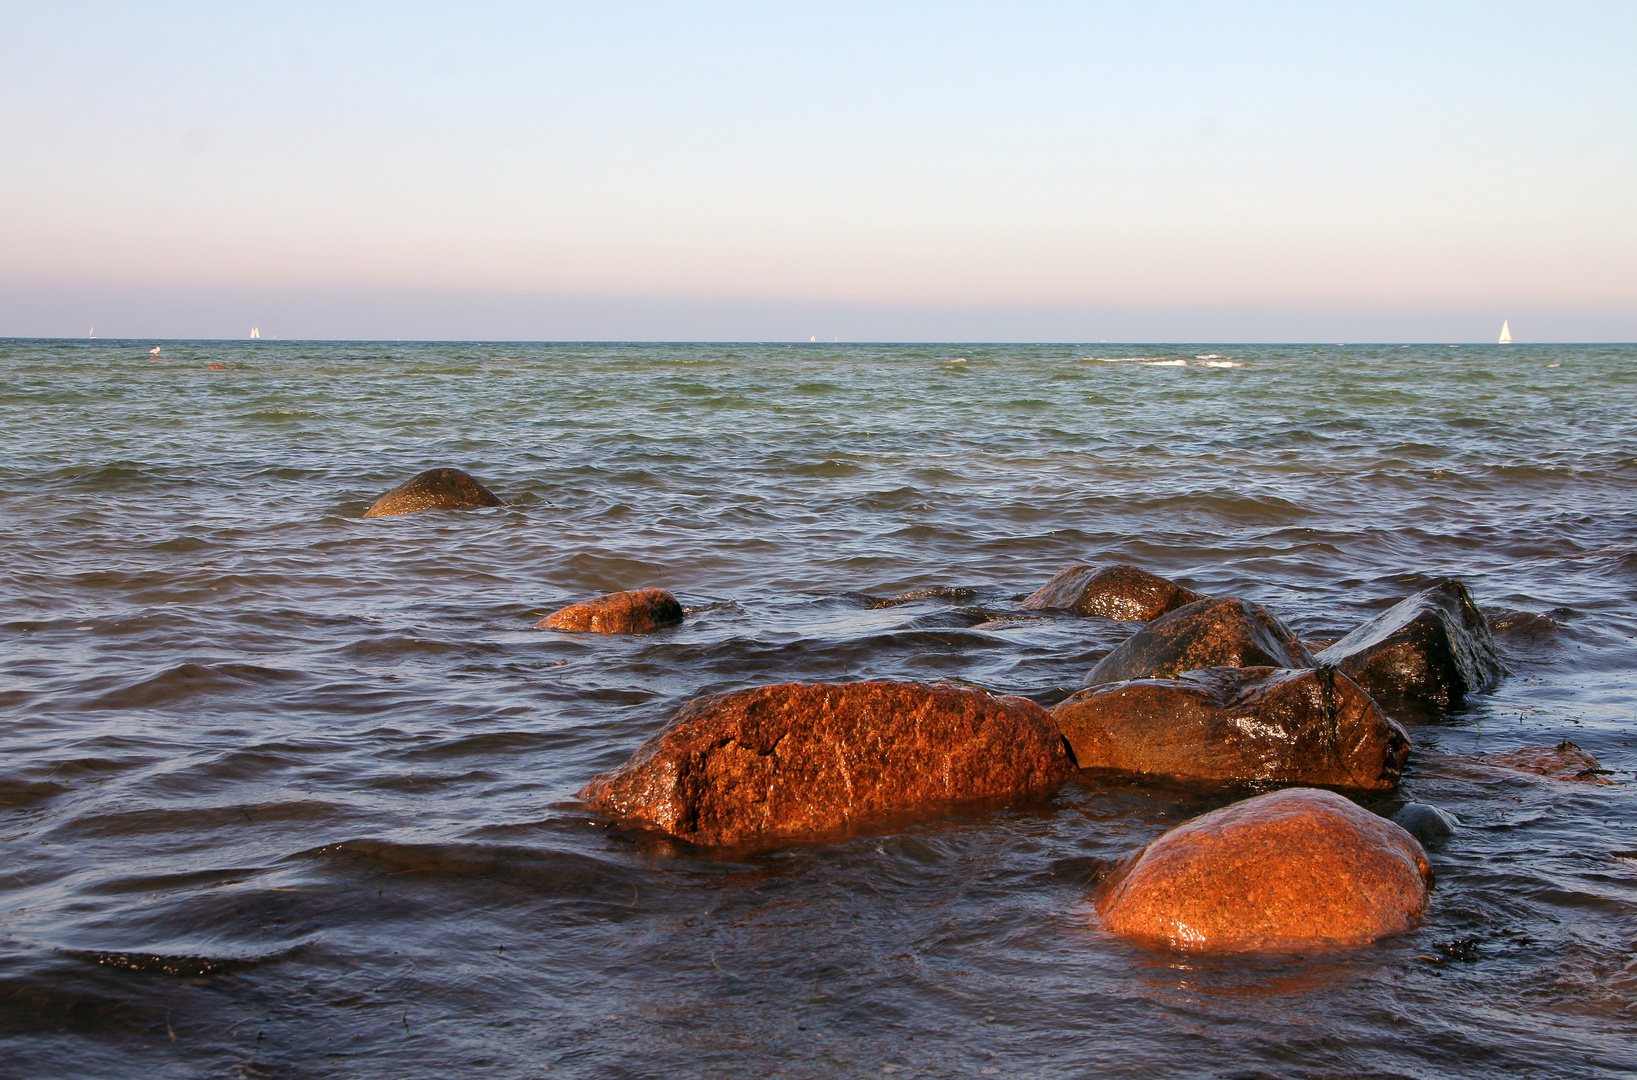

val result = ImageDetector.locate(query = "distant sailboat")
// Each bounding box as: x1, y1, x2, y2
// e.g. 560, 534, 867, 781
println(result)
810, 335, 816, 342
88, 327, 94, 338
1498, 320, 1512, 344
251, 326, 261, 339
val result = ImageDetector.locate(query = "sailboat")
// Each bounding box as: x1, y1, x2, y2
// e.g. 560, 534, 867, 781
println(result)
1498, 320, 1512, 344
250, 326, 261, 339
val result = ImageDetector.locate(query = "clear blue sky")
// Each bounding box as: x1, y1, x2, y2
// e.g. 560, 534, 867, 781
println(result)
2, 2, 1633, 340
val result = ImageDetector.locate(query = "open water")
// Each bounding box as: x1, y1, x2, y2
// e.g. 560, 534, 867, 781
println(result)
1, 339, 1634, 1079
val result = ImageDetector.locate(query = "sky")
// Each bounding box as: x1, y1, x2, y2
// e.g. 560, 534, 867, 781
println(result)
2, 2, 1634, 341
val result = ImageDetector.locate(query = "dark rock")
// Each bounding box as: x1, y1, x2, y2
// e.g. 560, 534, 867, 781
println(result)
864, 586, 979, 610
580, 681, 1075, 846
1473, 740, 1616, 785
1391, 802, 1460, 845
1085, 597, 1315, 686
1052, 666, 1410, 792
540, 588, 684, 633
363, 468, 504, 518
1021, 563, 1203, 620
1315, 579, 1505, 712
1095, 787, 1433, 952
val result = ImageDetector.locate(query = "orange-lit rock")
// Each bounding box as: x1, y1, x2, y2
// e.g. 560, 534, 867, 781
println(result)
1052, 666, 1410, 792
1096, 788, 1432, 952
1020, 563, 1203, 621
363, 468, 504, 517
581, 681, 1075, 846
1316, 579, 1505, 713
1085, 597, 1315, 686
540, 588, 684, 633
1473, 741, 1615, 784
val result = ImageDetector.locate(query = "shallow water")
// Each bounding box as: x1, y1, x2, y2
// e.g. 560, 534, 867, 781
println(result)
1, 339, 1634, 1078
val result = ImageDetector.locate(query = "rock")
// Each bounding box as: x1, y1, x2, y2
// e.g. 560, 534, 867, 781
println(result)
1315, 579, 1505, 713
580, 680, 1076, 846
1085, 597, 1315, 686
1486, 608, 1557, 640
864, 586, 979, 610
363, 468, 504, 518
540, 588, 684, 633
1021, 564, 1204, 621
1052, 666, 1410, 792
1095, 787, 1433, 952
1475, 741, 1616, 784
1390, 802, 1460, 845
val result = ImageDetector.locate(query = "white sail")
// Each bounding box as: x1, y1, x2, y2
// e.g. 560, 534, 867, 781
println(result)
1498, 320, 1511, 344
251, 326, 261, 339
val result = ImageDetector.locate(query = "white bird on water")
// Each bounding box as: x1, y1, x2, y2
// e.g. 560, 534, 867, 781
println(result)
150, 346, 161, 356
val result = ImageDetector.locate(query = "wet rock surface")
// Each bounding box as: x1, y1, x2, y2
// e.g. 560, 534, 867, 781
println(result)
1389, 802, 1460, 845
362, 467, 504, 517
540, 588, 685, 633
1316, 579, 1506, 713
1052, 666, 1410, 792
1084, 597, 1316, 686
1096, 787, 1433, 952
1020, 563, 1204, 621
580, 680, 1076, 846
1471, 740, 1617, 784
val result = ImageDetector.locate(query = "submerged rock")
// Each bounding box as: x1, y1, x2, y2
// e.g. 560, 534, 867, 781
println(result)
1315, 579, 1505, 713
1020, 563, 1204, 621
1052, 666, 1410, 792
540, 588, 684, 633
1390, 802, 1460, 845
1085, 597, 1315, 686
1095, 787, 1433, 952
362, 468, 504, 518
1474, 740, 1616, 784
580, 680, 1075, 846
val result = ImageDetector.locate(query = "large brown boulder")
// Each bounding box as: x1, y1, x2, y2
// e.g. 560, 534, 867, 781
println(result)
1315, 579, 1505, 713
1020, 563, 1203, 620
1052, 666, 1410, 792
1096, 787, 1433, 952
580, 681, 1076, 846
1085, 597, 1315, 686
362, 468, 504, 517
539, 588, 684, 633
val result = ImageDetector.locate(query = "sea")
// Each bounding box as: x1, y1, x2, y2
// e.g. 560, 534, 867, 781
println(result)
2, 338, 1633, 1079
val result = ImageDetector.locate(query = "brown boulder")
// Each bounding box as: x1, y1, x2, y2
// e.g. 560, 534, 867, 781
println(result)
540, 588, 684, 633
363, 468, 504, 517
580, 681, 1075, 846
1052, 666, 1410, 792
1472, 741, 1616, 785
1315, 579, 1505, 713
1020, 563, 1204, 620
1096, 787, 1433, 952
1085, 597, 1315, 686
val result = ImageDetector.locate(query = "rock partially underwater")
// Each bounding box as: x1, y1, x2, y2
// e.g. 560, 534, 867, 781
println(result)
362, 468, 504, 518
1020, 563, 1204, 621
1095, 787, 1433, 952
1469, 741, 1617, 784
1085, 597, 1315, 686
1316, 579, 1505, 713
1052, 666, 1410, 792
580, 681, 1075, 846
539, 588, 685, 634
